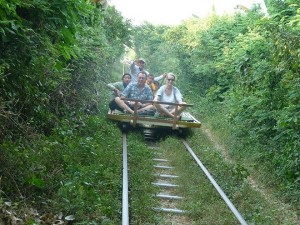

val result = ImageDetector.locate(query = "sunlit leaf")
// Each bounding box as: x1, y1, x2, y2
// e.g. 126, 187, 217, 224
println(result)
65, 215, 75, 221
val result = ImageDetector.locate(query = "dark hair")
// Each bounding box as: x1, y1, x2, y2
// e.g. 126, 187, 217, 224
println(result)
148, 74, 154, 78
122, 73, 131, 79
137, 71, 148, 79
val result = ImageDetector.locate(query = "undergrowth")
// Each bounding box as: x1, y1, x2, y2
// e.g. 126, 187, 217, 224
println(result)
126, 131, 158, 224
189, 98, 300, 224
159, 132, 299, 224
0, 116, 159, 224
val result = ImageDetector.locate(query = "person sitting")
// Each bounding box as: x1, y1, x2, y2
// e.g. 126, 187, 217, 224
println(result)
153, 81, 160, 95
146, 73, 166, 95
153, 73, 186, 119
114, 71, 154, 115
107, 73, 132, 112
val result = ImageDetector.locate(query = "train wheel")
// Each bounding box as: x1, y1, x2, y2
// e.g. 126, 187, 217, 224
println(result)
177, 128, 193, 138
119, 123, 130, 132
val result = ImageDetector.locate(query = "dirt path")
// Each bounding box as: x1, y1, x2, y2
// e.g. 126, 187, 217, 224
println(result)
203, 126, 269, 197
201, 124, 299, 224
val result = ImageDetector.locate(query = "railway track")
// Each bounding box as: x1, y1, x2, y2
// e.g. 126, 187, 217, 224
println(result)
121, 132, 248, 225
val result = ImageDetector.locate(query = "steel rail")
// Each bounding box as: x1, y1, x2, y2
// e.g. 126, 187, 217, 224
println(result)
182, 140, 248, 225
122, 133, 129, 225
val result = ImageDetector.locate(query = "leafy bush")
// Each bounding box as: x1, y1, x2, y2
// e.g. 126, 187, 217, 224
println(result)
159, 4, 300, 208
0, 0, 131, 139
0, 116, 123, 223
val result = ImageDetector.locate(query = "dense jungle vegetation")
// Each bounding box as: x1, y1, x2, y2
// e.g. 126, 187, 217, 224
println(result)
0, 0, 299, 224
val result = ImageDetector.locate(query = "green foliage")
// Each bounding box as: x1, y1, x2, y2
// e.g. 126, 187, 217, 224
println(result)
151, 4, 300, 209
131, 24, 180, 76
0, 0, 131, 138
1, 0, 299, 222
265, 0, 299, 18
0, 116, 123, 223
223, 12, 300, 191
0, 0, 132, 223
126, 131, 158, 224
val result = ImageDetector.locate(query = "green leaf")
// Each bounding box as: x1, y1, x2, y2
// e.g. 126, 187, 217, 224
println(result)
61, 27, 76, 44
28, 176, 45, 188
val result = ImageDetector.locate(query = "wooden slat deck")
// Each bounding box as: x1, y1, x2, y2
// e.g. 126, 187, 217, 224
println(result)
107, 107, 201, 129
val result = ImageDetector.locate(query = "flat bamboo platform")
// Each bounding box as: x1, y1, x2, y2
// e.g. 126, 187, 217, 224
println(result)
106, 99, 201, 130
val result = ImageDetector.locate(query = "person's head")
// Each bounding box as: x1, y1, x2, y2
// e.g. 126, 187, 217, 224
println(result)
122, 73, 131, 85
137, 71, 147, 86
137, 58, 146, 68
166, 73, 176, 85
146, 74, 154, 84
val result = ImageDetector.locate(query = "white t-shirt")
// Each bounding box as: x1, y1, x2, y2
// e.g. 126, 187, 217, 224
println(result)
155, 85, 183, 107
129, 61, 149, 83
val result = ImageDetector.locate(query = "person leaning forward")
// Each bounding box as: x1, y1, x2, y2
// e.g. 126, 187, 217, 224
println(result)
114, 71, 154, 115
107, 73, 131, 111
146, 73, 166, 95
